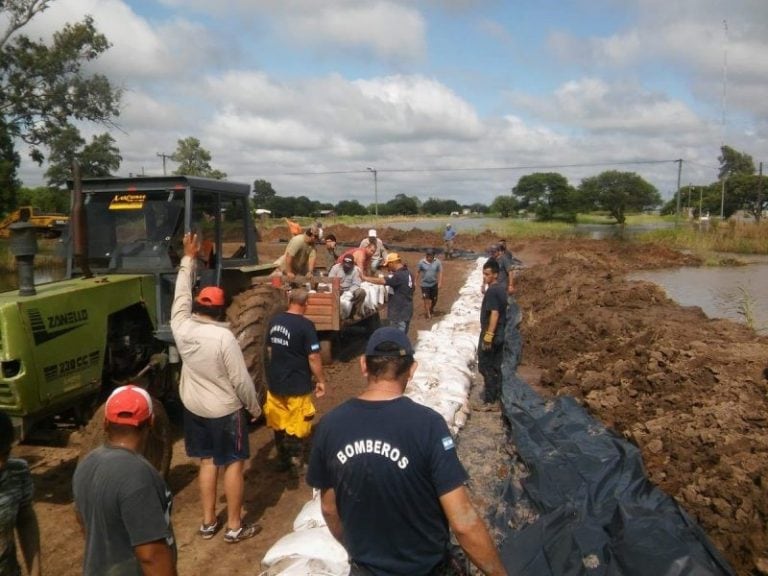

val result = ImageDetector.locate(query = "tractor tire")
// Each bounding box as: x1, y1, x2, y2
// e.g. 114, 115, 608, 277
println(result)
77, 397, 173, 479
227, 283, 286, 408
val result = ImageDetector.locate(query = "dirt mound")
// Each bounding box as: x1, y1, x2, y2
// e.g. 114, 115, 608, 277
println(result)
260, 222, 507, 254
518, 240, 768, 575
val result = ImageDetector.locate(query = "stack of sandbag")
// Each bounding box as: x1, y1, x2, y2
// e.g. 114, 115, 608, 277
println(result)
261, 258, 487, 574
404, 258, 485, 434
259, 490, 350, 576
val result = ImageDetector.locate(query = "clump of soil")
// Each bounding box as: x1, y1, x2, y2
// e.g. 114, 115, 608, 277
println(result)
260, 221, 503, 254
516, 239, 768, 575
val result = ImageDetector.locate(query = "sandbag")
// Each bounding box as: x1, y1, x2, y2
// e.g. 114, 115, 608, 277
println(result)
262, 526, 348, 568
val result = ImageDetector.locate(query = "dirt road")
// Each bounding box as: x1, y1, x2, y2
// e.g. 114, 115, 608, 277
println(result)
15, 227, 768, 575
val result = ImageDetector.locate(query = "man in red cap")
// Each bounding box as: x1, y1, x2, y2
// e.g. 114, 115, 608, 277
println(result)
171, 232, 262, 543
73, 385, 177, 575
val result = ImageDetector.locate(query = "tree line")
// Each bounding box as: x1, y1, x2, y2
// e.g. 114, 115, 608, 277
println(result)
2, 2, 765, 223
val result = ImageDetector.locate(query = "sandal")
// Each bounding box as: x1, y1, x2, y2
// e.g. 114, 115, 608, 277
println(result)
224, 523, 260, 543
199, 520, 218, 539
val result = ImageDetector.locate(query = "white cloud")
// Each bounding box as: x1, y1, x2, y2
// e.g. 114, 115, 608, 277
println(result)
354, 75, 484, 139
157, 0, 426, 61
510, 78, 703, 135
548, 1, 768, 122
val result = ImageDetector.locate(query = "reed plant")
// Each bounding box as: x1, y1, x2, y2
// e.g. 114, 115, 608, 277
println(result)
734, 285, 756, 330
639, 219, 768, 256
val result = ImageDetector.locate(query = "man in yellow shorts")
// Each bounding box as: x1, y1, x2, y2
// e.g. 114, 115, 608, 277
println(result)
265, 288, 327, 473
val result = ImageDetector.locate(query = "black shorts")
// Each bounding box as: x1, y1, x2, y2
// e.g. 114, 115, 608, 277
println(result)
183, 408, 250, 466
421, 286, 439, 301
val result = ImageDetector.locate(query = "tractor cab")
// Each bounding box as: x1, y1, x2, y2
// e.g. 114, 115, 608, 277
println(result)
67, 176, 268, 342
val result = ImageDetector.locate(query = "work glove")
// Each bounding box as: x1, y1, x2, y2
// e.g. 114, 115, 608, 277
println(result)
481, 331, 494, 351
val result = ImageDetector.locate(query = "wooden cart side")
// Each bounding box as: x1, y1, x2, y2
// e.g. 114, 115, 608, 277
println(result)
305, 276, 341, 331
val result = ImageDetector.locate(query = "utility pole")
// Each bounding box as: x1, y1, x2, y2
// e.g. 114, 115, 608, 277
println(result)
366, 167, 378, 217
675, 159, 683, 228
698, 186, 703, 221
757, 162, 764, 224
157, 152, 171, 176
720, 19, 729, 219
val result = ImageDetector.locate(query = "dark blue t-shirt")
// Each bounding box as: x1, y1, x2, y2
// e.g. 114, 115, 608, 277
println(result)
384, 266, 414, 323
481, 282, 507, 345
267, 311, 321, 396
307, 396, 468, 575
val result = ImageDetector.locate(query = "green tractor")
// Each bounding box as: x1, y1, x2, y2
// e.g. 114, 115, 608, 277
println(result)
0, 175, 282, 473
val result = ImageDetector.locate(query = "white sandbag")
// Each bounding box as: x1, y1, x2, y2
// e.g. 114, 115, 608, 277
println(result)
259, 556, 349, 576
293, 490, 326, 531
338, 291, 354, 319
262, 526, 348, 568
361, 282, 387, 313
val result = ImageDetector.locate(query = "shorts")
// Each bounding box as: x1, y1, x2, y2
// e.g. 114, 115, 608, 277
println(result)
183, 408, 250, 466
263, 391, 316, 439
421, 286, 438, 302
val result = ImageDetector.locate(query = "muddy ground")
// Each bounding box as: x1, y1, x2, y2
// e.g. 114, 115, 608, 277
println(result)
13, 225, 768, 575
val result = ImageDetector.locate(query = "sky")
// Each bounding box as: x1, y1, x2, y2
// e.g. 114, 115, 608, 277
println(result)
9, 0, 768, 207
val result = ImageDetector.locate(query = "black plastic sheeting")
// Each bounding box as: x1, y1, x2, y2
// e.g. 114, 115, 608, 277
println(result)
494, 298, 734, 576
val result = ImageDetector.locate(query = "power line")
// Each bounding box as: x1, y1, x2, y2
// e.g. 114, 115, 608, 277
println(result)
280, 158, 676, 177
685, 159, 720, 171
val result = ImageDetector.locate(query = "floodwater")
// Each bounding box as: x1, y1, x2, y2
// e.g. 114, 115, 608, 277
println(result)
630, 258, 768, 334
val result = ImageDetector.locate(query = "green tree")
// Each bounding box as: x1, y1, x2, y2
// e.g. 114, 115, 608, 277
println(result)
718, 145, 755, 180
44, 127, 121, 188
0, 119, 21, 213
17, 185, 69, 213
513, 172, 576, 221
380, 193, 418, 216
44, 125, 84, 187
421, 197, 462, 215
1, 3, 121, 164
335, 199, 368, 216
466, 202, 488, 214
171, 137, 226, 179
725, 174, 767, 219
489, 195, 517, 217
579, 170, 661, 224
252, 179, 276, 207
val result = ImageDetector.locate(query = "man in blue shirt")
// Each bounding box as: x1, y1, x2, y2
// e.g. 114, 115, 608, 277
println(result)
307, 328, 507, 576
475, 259, 508, 412
416, 248, 442, 319
443, 223, 457, 259
363, 253, 414, 333
266, 288, 328, 473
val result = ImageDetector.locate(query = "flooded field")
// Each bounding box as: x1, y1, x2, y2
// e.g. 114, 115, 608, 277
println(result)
631, 259, 768, 334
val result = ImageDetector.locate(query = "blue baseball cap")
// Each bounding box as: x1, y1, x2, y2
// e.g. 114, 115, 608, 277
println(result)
365, 327, 414, 357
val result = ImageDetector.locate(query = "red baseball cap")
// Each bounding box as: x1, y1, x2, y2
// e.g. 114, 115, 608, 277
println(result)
105, 385, 153, 426
196, 286, 225, 306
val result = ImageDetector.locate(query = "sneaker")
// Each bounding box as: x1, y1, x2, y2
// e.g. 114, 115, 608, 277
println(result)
224, 523, 260, 543
199, 520, 218, 539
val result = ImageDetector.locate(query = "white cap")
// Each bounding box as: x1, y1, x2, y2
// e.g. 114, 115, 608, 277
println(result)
368, 229, 377, 238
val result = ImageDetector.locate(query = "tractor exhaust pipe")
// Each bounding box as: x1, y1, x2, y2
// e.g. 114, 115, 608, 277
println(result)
71, 161, 93, 278
9, 207, 37, 296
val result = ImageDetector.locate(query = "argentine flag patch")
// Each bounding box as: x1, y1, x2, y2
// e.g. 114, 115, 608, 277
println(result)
310, 343, 321, 352
441, 436, 455, 451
